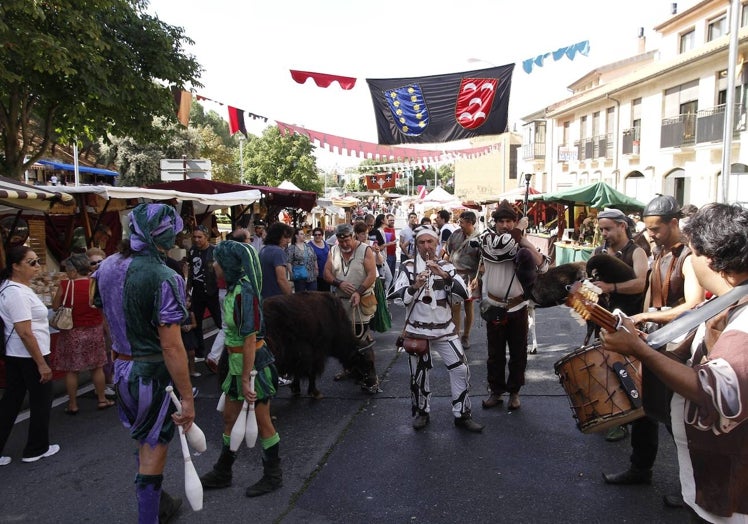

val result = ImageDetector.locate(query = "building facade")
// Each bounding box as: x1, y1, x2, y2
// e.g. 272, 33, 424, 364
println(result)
521, 0, 748, 207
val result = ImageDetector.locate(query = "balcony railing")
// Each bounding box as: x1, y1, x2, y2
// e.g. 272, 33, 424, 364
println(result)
660, 113, 697, 148
622, 127, 641, 155
521, 142, 546, 160
695, 104, 743, 143
574, 138, 594, 161
592, 133, 613, 159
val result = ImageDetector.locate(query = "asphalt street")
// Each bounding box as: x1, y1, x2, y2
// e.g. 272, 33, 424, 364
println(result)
0, 303, 687, 523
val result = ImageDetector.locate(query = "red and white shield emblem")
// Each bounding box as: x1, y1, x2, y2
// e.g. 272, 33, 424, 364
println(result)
455, 77, 498, 130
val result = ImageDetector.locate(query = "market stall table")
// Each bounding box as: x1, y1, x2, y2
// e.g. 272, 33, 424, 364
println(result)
554, 242, 594, 265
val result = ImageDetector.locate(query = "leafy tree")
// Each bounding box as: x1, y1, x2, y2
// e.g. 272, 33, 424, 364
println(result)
189, 103, 233, 147
95, 117, 201, 187
243, 127, 321, 193
0, 0, 202, 179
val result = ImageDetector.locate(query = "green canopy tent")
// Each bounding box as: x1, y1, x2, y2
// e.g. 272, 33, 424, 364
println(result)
529, 181, 645, 210
529, 183, 645, 263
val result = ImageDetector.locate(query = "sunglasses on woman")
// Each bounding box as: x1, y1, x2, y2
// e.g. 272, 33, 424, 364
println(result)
25, 258, 41, 267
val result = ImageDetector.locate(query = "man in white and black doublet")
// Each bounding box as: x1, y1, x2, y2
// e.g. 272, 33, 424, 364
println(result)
393, 225, 483, 433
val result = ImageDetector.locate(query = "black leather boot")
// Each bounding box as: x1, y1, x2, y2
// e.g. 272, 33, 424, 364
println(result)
158, 490, 182, 523
245, 443, 283, 497
200, 443, 236, 489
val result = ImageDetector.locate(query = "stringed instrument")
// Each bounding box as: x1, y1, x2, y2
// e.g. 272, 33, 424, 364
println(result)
565, 280, 626, 334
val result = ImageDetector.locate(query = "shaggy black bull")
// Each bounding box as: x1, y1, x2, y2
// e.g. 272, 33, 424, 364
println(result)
262, 291, 378, 399
524, 262, 588, 353
526, 257, 637, 349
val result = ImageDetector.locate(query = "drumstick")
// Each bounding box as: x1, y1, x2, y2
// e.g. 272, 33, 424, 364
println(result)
177, 424, 204, 511
245, 370, 258, 448
165, 386, 207, 453
229, 401, 248, 452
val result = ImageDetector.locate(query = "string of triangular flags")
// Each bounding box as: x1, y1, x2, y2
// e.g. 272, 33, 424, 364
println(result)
522, 40, 590, 74
172, 91, 500, 166
276, 121, 499, 165
288, 40, 591, 89
171, 39, 589, 166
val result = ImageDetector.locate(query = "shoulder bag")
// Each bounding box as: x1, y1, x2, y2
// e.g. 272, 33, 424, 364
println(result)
395, 285, 429, 356
292, 245, 309, 281
50, 280, 74, 330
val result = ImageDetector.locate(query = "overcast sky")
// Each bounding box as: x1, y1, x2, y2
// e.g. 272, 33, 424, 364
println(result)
147, 0, 698, 168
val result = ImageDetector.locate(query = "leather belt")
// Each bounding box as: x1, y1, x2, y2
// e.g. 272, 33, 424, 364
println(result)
410, 320, 452, 329
487, 292, 525, 309
226, 339, 265, 354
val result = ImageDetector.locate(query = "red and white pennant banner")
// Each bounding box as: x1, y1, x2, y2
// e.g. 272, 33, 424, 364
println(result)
275, 121, 496, 165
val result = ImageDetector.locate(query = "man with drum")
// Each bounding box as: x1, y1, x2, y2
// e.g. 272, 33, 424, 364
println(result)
601, 203, 748, 522
589, 208, 649, 441
477, 200, 548, 411
602, 196, 704, 506
591, 208, 649, 317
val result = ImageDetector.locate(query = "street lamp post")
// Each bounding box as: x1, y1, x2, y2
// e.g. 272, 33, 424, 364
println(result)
523, 172, 533, 219
238, 136, 245, 184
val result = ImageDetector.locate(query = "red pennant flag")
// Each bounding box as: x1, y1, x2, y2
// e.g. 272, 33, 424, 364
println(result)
290, 70, 357, 90
365, 173, 397, 190
227, 106, 247, 136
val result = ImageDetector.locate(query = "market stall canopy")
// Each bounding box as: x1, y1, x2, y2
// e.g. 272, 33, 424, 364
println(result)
278, 180, 301, 190
148, 179, 317, 211
529, 182, 645, 210
313, 198, 346, 218
420, 186, 457, 204
0, 176, 74, 213
34, 159, 119, 177
480, 186, 541, 204
330, 196, 360, 208
41, 185, 261, 207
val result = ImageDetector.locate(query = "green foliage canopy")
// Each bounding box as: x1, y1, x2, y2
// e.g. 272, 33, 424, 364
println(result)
242, 127, 321, 193
0, 0, 202, 178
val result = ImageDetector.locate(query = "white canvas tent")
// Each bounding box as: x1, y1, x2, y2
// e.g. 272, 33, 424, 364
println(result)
420, 186, 457, 204
278, 180, 302, 191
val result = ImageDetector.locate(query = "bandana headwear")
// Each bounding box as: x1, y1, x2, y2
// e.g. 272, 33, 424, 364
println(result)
597, 208, 628, 222
214, 240, 258, 288
214, 240, 264, 339
414, 225, 438, 239
128, 203, 183, 255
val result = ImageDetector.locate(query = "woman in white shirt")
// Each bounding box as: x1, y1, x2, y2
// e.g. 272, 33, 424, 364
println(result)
0, 246, 59, 466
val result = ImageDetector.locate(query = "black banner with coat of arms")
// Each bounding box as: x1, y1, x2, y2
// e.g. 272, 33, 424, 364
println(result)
366, 64, 514, 145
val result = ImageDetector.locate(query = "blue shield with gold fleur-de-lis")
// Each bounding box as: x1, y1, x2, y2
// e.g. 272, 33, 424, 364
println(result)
383, 84, 430, 137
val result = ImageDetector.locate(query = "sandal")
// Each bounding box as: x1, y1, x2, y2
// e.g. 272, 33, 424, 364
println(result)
64, 408, 79, 416
97, 400, 115, 410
